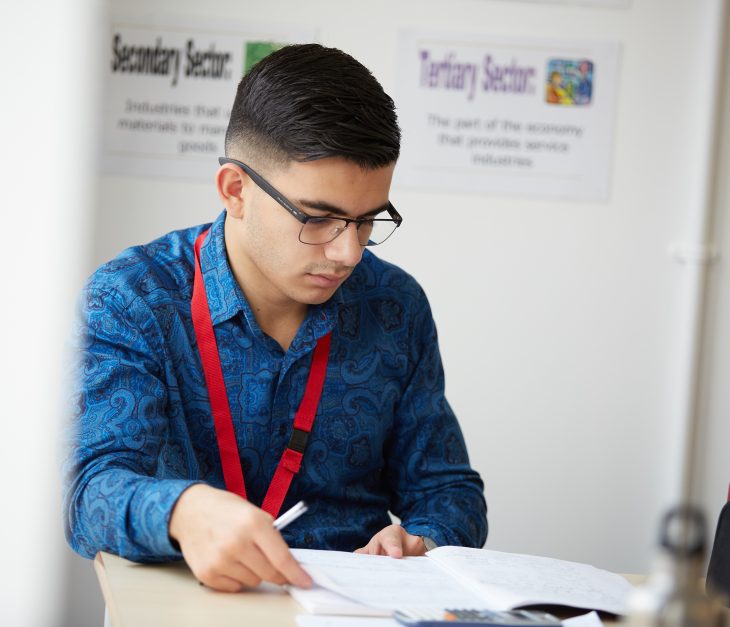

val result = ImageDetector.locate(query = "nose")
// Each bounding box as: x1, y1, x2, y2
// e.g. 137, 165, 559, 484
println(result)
324, 222, 363, 267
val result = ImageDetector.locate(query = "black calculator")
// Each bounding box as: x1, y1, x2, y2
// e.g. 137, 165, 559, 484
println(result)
393, 608, 563, 627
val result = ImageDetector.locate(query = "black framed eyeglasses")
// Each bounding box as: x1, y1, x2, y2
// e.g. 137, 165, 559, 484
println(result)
218, 157, 403, 246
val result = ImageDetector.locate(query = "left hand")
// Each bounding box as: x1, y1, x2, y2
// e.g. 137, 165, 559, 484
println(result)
354, 524, 428, 558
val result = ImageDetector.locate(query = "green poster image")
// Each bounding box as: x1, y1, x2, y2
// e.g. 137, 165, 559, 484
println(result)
244, 41, 285, 74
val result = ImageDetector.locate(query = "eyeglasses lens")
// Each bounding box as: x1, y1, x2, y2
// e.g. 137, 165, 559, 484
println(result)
299, 219, 397, 246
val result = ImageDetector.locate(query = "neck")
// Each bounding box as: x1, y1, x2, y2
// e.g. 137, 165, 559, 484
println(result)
224, 219, 307, 352
247, 293, 307, 352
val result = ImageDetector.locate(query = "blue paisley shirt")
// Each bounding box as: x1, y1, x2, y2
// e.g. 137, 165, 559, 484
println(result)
63, 210, 487, 562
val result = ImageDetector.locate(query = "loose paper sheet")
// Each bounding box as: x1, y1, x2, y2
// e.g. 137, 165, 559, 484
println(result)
296, 617, 399, 627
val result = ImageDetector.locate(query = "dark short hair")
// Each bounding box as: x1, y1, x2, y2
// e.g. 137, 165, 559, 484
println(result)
225, 43, 400, 170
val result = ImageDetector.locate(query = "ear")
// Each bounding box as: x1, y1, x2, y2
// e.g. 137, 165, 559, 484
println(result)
215, 163, 249, 219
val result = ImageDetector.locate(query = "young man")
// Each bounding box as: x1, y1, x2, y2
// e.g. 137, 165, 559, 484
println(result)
64, 44, 487, 592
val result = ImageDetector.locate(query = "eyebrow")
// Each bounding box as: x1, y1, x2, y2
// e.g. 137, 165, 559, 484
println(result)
295, 199, 391, 219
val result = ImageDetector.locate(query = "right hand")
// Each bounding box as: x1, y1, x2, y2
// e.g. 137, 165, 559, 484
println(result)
168, 483, 313, 592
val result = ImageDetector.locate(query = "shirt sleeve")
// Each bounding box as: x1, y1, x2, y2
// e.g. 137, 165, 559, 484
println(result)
62, 286, 199, 562
385, 289, 488, 548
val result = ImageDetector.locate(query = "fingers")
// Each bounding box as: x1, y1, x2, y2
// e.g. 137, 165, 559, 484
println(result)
232, 544, 288, 586
192, 534, 311, 591
198, 559, 259, 591
215, 520, 312, 589
243, 506, 312, 587
355, 525, 429, 558
354, 541, 383, 555
203, 573, 247, 593
170, 485, 312, 591
355, 524, 405, 557
380, 530, 404, 558
354, 535, 386, 555
255, 535, 313, 588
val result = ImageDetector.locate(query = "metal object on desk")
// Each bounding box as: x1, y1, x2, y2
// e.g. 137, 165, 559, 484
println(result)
707, 489, 730, 606
623, 505, 727, 627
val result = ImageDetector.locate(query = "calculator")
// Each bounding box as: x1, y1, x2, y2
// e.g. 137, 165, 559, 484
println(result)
393, 608, 563, 627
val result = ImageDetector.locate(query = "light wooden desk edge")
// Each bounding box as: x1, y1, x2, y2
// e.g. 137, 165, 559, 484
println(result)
94, 551, 302, 627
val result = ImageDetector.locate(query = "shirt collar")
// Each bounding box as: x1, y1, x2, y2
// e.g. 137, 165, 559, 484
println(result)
287, 292, 340, 360
199, 210, 247, 326
199, 210, 340, 349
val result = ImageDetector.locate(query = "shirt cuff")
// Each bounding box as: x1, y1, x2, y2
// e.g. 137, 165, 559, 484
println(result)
402, 520, 455, 548
128, 479, 204, 560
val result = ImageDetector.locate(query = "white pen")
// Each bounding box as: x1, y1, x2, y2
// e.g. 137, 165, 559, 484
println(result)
273, 500, 309, 531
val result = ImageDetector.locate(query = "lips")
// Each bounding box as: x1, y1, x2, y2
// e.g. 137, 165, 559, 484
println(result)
307, 273, 349, 288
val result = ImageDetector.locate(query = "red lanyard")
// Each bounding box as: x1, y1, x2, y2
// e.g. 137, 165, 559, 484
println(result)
191, 229, 332, 517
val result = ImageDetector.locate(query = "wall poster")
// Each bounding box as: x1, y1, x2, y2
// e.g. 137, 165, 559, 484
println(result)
102, 16, 316, 180
395, 30, 620, 201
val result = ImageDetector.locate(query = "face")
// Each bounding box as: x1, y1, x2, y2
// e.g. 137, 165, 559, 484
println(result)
223, 156, 396, 310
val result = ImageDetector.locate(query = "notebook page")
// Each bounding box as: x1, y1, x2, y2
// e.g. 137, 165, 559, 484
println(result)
291, 548, 486, 613
426, 547, 632, 614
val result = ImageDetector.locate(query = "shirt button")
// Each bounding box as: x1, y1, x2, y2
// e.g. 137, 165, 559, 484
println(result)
278, 424, 287, 436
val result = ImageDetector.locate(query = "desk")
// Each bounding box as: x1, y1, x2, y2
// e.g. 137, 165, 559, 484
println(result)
95, 551, 645, 627
94, 552, 301, 627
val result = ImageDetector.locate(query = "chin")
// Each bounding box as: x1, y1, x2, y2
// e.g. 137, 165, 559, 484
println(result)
305, 293, 335, 306
296, 287, 338, 306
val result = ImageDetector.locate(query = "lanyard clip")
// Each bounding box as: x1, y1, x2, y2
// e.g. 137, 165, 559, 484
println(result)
288, 427, 310, 454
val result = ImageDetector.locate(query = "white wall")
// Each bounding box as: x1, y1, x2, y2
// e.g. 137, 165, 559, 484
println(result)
64, 0, 729, 623
380, 0, 726, 570
1, 1, 101, 626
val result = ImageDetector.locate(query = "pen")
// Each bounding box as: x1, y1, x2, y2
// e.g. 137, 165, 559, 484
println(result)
273, 500, 308, 531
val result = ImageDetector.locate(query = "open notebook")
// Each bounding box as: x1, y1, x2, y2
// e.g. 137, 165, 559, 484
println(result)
289, 547, 633, 617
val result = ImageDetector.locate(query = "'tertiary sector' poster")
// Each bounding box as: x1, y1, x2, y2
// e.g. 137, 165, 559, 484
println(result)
395, 30, 620, 201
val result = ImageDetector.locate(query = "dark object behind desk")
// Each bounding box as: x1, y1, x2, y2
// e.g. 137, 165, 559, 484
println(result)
707, 496, 730, 606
